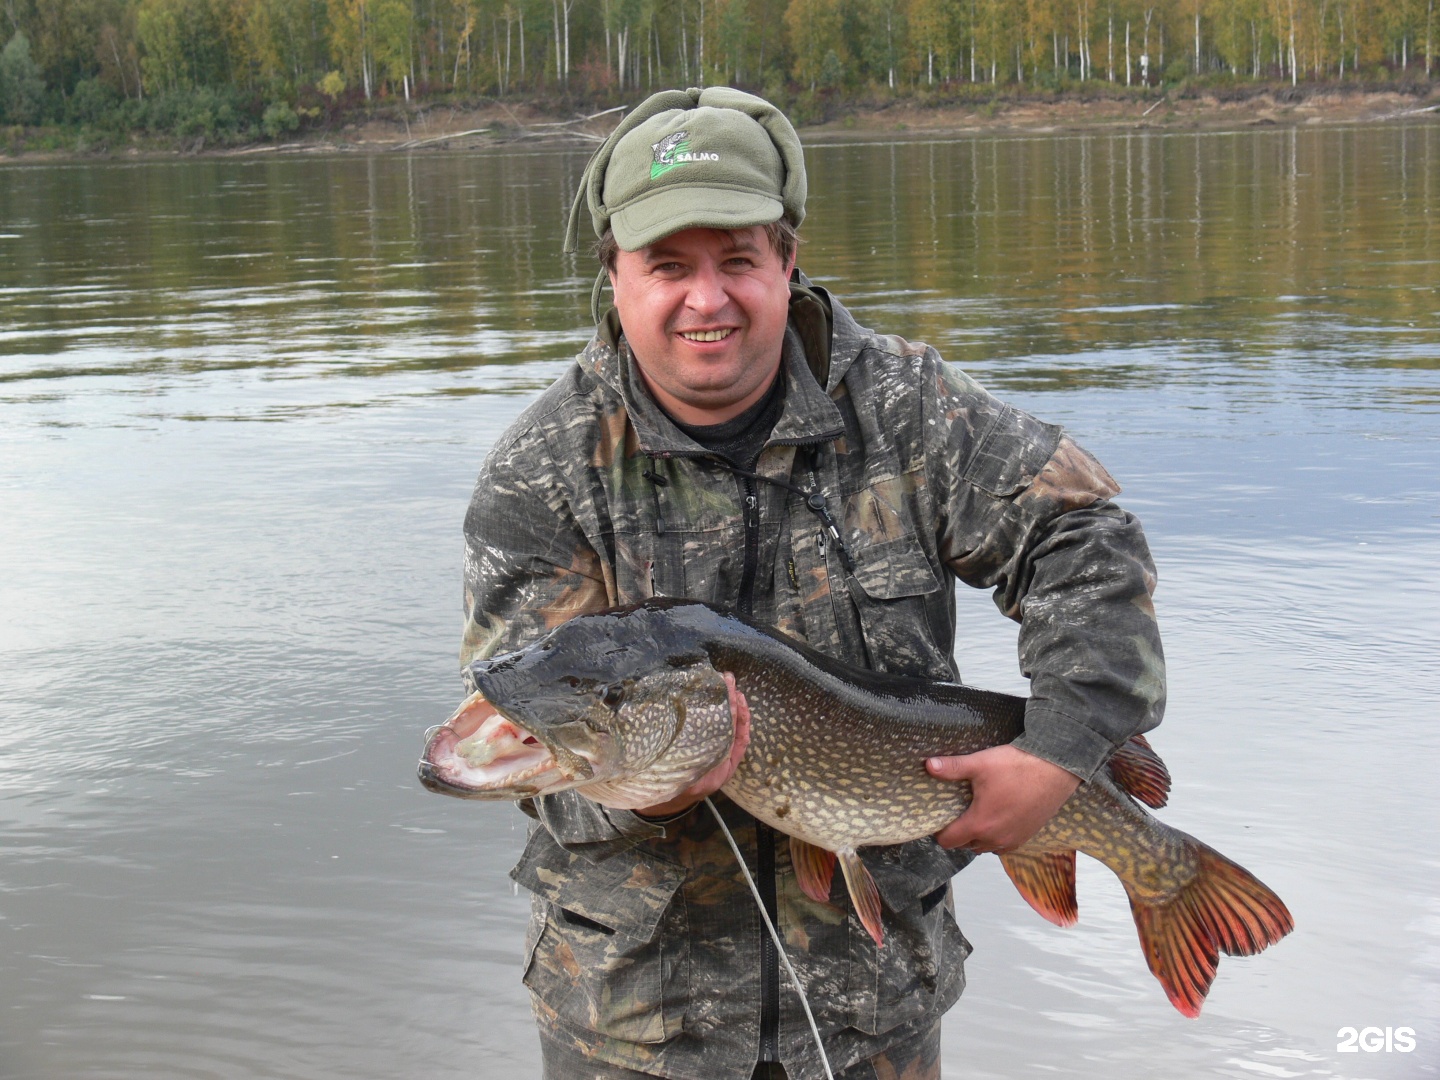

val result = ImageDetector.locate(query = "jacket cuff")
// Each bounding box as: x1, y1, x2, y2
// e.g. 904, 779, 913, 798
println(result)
602, 807, 670, 839
1011, 703, 1119, 781
534, 792, 667, 847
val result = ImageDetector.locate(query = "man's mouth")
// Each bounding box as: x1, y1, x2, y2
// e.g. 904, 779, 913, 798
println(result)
678, 328, 735, 342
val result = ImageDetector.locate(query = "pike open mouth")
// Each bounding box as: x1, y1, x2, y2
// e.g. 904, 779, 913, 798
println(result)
418, 690, 569, 799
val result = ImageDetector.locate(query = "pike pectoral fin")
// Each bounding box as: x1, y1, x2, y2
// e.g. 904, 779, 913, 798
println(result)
1127, 841, 1294, 1017
790, 838, 837, 904
999, 850, 1078, 927
838, 850, 885, 949
1108, 734, 1172, 808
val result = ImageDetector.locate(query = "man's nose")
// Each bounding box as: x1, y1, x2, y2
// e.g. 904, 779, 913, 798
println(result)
684, 262, 730, 315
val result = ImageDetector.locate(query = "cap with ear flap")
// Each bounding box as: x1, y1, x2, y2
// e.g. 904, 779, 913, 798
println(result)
564, 87, 807, 323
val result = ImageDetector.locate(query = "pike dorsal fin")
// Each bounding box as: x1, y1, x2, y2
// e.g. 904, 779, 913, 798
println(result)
999, 850, 1078, 927
789, 837, 837, 904
838, 849, 885, 948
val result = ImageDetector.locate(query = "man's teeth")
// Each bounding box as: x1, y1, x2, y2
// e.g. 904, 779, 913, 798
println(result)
681, 329, 732, 342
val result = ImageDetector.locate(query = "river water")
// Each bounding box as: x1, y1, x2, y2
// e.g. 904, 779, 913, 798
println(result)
1, 125, 1437, 1079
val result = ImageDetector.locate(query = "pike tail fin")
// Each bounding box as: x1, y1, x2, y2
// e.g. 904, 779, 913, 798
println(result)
790, 837, 837, 905
1127, 841, 1294, 1017
998, 850, 1078, 927
838, 849, 885, 948
1108, 734, 1171, 808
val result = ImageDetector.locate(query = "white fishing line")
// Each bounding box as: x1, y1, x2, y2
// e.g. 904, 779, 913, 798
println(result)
704, 796, 835, 1080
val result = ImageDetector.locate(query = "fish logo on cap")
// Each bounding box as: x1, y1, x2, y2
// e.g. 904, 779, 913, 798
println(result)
650, 130, 719, 179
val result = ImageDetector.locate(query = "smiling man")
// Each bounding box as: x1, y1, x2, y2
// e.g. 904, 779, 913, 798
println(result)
607, 227, 793, 425
461, 87, 1165, 1080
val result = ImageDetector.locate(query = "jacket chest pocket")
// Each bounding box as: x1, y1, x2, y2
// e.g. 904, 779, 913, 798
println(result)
513, 827, 689, 1045
594, 462, 744, 603
841, 474, 954, 679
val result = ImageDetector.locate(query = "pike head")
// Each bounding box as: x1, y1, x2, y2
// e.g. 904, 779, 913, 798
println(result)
418, 604, 737, 809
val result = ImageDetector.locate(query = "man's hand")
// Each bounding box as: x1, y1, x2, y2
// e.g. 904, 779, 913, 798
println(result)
636, 673, 751, 819
928, 745, 1081, 853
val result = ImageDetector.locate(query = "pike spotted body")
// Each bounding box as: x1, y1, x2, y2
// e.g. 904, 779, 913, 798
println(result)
420, 598, 1292, 1017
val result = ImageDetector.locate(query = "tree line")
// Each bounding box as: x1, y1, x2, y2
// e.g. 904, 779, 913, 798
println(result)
2, 0, 1435, 134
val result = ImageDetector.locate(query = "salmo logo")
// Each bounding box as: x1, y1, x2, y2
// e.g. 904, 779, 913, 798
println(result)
650, 131, 719, 179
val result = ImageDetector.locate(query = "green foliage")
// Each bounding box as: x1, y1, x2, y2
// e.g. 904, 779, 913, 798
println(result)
137, 0, 233, 92
1, 32, 46, 125
262, 99, 300, 137
67, 77, 119, 125
0, 0, 1435, 147
318, 70, 346, 99
141, 85, 254, 141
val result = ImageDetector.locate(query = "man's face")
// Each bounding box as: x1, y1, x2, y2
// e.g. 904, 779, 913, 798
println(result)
609, 225, 795, 426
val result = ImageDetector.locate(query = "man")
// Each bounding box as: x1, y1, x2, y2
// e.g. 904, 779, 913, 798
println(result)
461, 87, 1164, 1080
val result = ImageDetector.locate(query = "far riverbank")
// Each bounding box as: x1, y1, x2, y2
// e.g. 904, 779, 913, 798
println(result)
4, 82, 1438, 164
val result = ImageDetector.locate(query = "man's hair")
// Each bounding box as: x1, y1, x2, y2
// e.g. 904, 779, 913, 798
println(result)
593, 219, 801, 272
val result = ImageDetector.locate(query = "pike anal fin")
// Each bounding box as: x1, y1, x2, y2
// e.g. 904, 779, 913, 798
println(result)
999, 850, 1078, 927
790, 837, 837, 905
838, 849, 885, 948
1128, 841, 1295, 1018
1108, 733, 1172, 808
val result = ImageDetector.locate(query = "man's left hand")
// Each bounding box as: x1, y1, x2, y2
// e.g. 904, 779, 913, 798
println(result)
928, 745, 1081, 853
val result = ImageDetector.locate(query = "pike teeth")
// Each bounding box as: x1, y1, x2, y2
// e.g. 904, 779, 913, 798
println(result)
454, 714, 511, 766
679, 329, 733, 342
427, 718, 563, 793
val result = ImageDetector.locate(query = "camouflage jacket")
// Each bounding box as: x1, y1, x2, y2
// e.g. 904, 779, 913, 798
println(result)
460, 279, 1165, 1080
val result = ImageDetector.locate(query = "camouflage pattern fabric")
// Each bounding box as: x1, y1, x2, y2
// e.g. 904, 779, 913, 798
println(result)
540, 1018, 941, 1080
461, 275, 1165, 1080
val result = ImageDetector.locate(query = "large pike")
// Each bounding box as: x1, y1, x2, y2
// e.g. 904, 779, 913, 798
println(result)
419, 598, 1292, 1017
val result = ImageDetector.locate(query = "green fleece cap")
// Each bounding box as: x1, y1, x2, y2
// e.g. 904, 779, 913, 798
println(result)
564, 87, 807, 255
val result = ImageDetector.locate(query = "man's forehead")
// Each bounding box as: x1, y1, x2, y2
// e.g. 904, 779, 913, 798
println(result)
639, 226, 766, 261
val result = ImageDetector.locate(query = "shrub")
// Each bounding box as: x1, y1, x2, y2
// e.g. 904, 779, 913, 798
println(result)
67, 78, 117, 126
0, 31, 45, 125
140, 86, 253, 142
262, 100, 299, 139
318, 71, 346, 100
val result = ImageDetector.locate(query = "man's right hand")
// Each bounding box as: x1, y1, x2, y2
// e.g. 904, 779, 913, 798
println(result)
637, 672, 751, 819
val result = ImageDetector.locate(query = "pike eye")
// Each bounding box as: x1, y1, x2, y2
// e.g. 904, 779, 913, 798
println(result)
601, 684, 626, 712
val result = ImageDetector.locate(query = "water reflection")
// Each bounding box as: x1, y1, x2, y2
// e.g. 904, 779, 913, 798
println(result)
2, 126, 1437, 414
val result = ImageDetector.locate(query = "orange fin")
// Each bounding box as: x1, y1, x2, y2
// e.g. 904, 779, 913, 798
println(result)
1109, 734, 1171, 808
838, 850, 885, 948
1127, 841, 1295, 1017
999, 850, 1078, 927
790, 837, 837, 904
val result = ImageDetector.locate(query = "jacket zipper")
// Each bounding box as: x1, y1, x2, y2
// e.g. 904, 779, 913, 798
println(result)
757, 821, 780, 1062
733, 471, 779, 1061
737, 478, 760, 622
